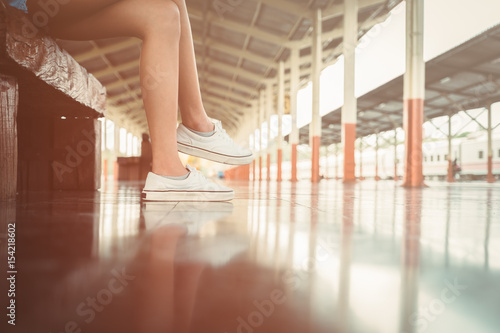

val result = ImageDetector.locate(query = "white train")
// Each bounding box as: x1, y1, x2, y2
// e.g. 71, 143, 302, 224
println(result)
263, 134, 500, 181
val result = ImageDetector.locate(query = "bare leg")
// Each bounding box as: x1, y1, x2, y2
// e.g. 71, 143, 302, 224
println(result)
31, 0, 192, 176
170, 0, 213, 133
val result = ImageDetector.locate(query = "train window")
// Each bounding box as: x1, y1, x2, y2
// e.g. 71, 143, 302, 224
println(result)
479, 151, 484, 159
444, 154, 448, 161
430, 156, 433, 162
424, 156, 427, 162
437, 155, 440, 161
498, 149, 500, 158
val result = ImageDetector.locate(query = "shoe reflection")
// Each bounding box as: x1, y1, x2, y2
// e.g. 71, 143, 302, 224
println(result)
141, 201, 235, 235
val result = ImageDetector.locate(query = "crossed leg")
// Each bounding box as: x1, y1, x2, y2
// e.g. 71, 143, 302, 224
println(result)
28, 0, 213, 177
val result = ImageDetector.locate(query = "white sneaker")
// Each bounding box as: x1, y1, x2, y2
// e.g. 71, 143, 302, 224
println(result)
177, 119, 253, 165
142, 165, 234, 202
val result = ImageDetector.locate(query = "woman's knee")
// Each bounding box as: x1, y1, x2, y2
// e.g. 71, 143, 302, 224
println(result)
135, 0, 181, 40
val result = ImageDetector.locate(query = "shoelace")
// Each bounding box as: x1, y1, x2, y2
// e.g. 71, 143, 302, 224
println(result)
215, 121, 234, 143
187, 166, 207, 181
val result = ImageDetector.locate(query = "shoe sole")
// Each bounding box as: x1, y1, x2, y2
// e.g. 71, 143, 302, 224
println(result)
177, 142, 253, 165
142, 190, 234, 202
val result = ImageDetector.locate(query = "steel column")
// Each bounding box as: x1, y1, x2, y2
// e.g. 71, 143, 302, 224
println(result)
266, 84, 273, 181
290, 47, 300, 182
277, 61, 285, 182
311, 8, 322, 183
402, 0, 425, 187
394, 129, 399, 181
358, 140, 364, 180
487, 104, 496, 183
259, 89, 264, 181
335, 143, 340, 180
342, 0, 358, 183
253, 108, 257, 181
446, 114, 456, 182
375, 133, 381, 181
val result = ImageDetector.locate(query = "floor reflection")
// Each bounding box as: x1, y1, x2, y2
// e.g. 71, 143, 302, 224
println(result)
0, 180, 499, 333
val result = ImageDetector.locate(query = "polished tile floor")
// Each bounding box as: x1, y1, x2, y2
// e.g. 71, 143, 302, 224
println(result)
1, 179, 499, 333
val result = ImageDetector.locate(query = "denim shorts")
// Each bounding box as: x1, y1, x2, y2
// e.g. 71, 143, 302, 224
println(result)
5, 0, 28, 13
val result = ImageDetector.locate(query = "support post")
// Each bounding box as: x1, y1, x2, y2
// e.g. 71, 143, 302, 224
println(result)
0, 75, 18, 201
342, 0, 358, 183
375, 132, 381, 181
324, 146, 329, 179
447, 114, 456, 182
266, 84, 273, 181
358, 140, 364, 181
335, 143, 340, 180
290, 47, 300, 182
259, 89, 264, 181
402, 0, 425, 187
252, 118, 256, 182
311, 8, 322, 183
487, 104, 496, 183
277, 61, 285, 182
394, 129, 399, 181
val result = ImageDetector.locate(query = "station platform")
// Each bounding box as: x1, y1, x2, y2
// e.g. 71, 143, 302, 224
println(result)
1, 180, 499, 333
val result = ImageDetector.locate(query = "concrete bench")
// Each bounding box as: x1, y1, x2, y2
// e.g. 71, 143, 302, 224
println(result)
0, 4, 106, 200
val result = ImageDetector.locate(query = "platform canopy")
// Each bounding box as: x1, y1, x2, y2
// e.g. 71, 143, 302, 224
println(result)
293, 22, 500, 146
57, 0, 402, 137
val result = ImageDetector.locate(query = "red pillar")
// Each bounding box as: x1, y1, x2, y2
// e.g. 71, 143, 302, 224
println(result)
291, 144, 298, 182
342, 0, 358, 183
266, 153, 271, 181
290, 48, 300, 183
311, 9, 322, 183
312, 137, 320, 182
277, 61, 284, 182
343, 124, 356, 182
277, 149, 283, 182
402, 0, 425, 188
259, 156, 262, 181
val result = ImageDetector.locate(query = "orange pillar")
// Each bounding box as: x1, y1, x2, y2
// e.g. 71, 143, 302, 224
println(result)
312, 137, 320, 182
266, 153, 271, 181
342, 0, 358, 183
266, 84, 273, 181
259, 156, 262, 181
311, 9, 322, 183
277, 61, 285, 182
277, 150, 283, 182
291, 144, 298, 182
290, 47, 300, 182
103, 158, 108, 181
258, 89, 264, 181
402, 0, 425, 188
486, 104, 496, 183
